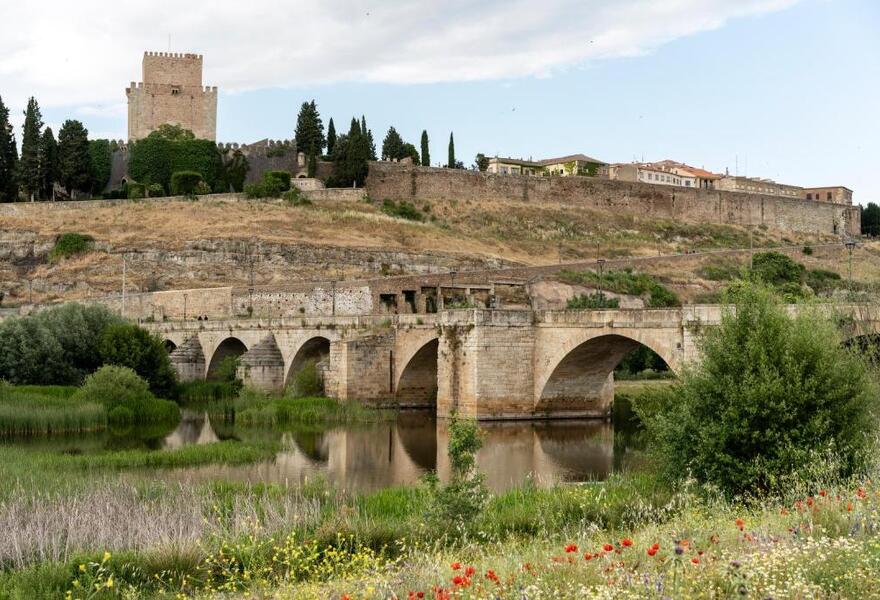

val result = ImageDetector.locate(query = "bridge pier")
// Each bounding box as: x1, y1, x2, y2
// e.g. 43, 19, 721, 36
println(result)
238, 335, 286, 391
168, 336, 206, 382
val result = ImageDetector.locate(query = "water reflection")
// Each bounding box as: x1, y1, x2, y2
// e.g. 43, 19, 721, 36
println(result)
162, 411, 634, 493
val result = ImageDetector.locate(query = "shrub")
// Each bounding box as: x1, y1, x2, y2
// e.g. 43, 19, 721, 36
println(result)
751, 251, 805, 286
802, 245, 814, 256
0, 304, 120, 385
263, 170, 291, 192
74, 365, 178, 424
636, 282, 880, 498
427, 414, 487, 534
806, 268, 843, 294
146, 183, 165, 198
566, 293, 620, 309
126, 182, 146, 199
49, 233, 94, 261
282, 187, 312, 206
98, 323, 178, 398
559, 269, 679, 307
381, 198, 424, 221
290, 360, 323, 397
696, 260, 742, 281
170, 170, 203, 196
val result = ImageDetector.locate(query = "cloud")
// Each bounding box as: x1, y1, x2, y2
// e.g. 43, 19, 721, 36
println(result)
0, 0, 799, 113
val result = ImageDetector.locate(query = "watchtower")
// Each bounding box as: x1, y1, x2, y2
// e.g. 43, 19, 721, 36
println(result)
126, 52, 217, 141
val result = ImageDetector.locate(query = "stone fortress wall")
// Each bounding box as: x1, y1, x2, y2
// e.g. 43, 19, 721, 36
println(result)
365, 163, 861, 237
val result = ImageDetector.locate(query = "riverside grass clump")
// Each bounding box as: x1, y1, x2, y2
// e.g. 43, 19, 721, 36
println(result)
73, 365, 178, 425
232, 388, 392, 426
636, 282, 880, 499
0, 384, 104, 436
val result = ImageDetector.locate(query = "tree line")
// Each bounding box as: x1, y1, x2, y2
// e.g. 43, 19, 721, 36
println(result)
0, 95, 114, 201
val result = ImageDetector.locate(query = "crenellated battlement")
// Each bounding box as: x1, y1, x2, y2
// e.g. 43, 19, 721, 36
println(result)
143, 51, 203, 60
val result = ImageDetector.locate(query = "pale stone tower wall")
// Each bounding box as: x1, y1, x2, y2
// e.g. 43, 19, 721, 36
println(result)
126, 52, 217, 141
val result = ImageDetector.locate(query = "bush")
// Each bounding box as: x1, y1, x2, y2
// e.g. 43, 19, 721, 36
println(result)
806, 268, 843, 294
427, 414, 488, 533
98, 323, 178, 399
126, 182, 146, 199
0, 304, 120, 385
49, 233, 94, 261
290, 360, 323, 397
636, 283, 879, 498
263, 170, 291, 192
282, 187, 312, 206
566, 293, 619, 309
802, 245, 814, 256
74, 365, 178, 424
559, 269, 679, 307
147, 183, 165, 198
751, 251, 805, 286
170, 170, 203, 196
381, 199, 424, 221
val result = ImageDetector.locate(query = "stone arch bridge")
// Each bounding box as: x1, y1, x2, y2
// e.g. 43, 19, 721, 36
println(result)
148, 305, 880, 420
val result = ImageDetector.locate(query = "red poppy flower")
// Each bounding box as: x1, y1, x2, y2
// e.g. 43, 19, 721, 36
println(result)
847, 502, 854, 512
565, 544, 578, 553
857, 488, 867, 499
807, 497, 814, 508
735, 518, 745, 530
647, 547, 658, 557
341, 595, 350, 600
452, 575, 465, 587
819, 489, 827, 497
584, 552, 593, 561
603, 543, 614, 552
621, 538, 633, 547
451, 562, 461, 571
486, 569, 499, 583
464, 566, 475, 577
691, 557, 701, 565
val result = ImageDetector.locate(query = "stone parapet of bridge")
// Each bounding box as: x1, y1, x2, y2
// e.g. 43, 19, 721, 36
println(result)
147, 305, 880, 420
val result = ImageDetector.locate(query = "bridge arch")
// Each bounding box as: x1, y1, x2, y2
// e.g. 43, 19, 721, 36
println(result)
535, 332, 678, 417
163, 339, 177, 353
206, 337, 248, 380
396, 338, 439, 408
285, 336, 332, 391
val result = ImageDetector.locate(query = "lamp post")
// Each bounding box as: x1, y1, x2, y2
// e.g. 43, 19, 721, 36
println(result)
845, 239, 856, 294
596, 258, 606, 303
183, 293, 188, 321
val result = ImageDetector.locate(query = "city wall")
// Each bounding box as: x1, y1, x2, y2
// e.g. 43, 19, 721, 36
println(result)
365, 163, 861, 236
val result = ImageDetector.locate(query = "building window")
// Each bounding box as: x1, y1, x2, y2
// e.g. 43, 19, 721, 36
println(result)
827, 192, 832, 201
806, 193, 812, 200
171, 86, 180, 96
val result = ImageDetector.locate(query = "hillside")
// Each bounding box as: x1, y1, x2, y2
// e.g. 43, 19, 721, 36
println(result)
0, 193, 874, 306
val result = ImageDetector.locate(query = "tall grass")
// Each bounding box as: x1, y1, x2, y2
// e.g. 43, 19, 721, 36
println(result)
233, 389, 393, 426
0, 384, 105, 436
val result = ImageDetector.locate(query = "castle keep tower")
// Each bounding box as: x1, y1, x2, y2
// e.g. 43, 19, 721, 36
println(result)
126, 52, 217, 141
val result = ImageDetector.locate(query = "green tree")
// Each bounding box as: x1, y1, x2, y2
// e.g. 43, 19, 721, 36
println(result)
447, 132, 455, 168
474, 153, 489, 172
0, 95, 18, 201
329, 117, 371, 187
294, 100, 325, 157
420, 130, 430, 166
89, 139, 113, 195
98, 323, 178, 398
38, 127, 58, 200
402, 143, 420, 164
637, 283, 879, 498
57, 120, 94, 195
19, 97, 43, 201
861, 202, 880, 237
326, 117, 336, 157
220, 148, 249, 192
361, 115, 377, 160
128, 127, 222, 193
381, 126, 405, 160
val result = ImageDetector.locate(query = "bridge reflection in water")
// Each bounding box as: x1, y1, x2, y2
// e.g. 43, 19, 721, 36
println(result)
164, 411, 623, 492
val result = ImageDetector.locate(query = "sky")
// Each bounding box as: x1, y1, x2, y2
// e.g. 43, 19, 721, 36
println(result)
2, 0, 878, 202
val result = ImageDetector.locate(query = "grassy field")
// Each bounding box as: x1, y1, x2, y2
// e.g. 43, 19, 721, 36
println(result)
0, 384, 104, 436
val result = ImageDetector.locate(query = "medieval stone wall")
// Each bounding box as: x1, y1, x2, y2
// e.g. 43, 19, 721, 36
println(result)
365, 163, 860, 236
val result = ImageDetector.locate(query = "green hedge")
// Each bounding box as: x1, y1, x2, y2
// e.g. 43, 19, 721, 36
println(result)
170, 171, 203, 196
263, 170, 291, 191
49, 233, 94, 261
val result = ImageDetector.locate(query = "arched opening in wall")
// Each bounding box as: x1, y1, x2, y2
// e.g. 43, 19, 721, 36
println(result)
286, 337, 331, 395
206, 337, 248, 381
613, 345, 671, 381
538, 335, 673, 418
396, 339, 439, 409
164, 340, 177, 353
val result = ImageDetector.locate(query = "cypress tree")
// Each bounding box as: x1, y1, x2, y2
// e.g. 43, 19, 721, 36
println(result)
447, 132, 455, 169
326, 118, 336, 157
57, 120, 94, 196
294, 100, 325, 156
20, 97, 43, 201
39, 127, 58, 200
361, 115, 376, 160
420, 130, 430, 166
0, 95, 18, 202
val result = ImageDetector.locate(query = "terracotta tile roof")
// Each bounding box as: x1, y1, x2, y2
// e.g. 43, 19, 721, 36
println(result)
538, 154, 608, 166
